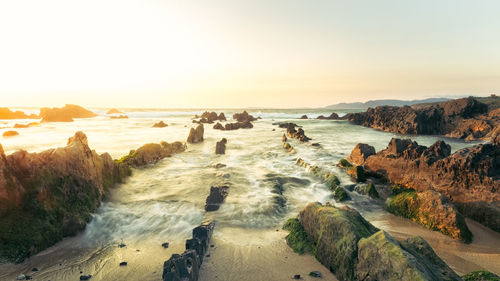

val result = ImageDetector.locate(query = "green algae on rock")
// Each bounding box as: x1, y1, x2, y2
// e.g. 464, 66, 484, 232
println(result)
282, 218, 315, 255
462, 270, 500, 281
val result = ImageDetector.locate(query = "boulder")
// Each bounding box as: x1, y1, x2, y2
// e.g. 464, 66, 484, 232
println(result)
347, 143, 376, 165
353, 183, 379, 198
356, 231, 461, 281
300, 115, 308, 119
205, 185, 229, 211
213, 123, 224, 130
299, 203, 378, 281
187, 124, 204, 143
386, 190, 472, 242
215, 138, 227, 155
3, 130, 19, 137
152, 121, 168, 128
106, 108, 123, 114
40, 104, 97, 122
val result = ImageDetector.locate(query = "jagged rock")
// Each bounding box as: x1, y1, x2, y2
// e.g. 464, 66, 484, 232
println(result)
106, 108, 123, 114
286, 123, 311, 142
152, 121, 168, 128
363, 138, 500, 233
195, 111, 226, 124
40, 104, 97, 122
3, 130, 19, 137
215, 138, 227, 155
356, 231, 461, 281
317, 113, 340, 120
162, 221, 214, 281
300, 115, 308, 119
347, 143, 376, 165
298, 203, 378, 281
116, 141, 186, 167
342, 97, 500, 142
233, 111, 257, 122
205, 185, 229, 211
187, 124, 204, 143
386, 190, 472, 242
0, 108, 37, 119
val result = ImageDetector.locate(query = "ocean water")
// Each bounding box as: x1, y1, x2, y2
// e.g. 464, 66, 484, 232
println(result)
0, 108, 486, 280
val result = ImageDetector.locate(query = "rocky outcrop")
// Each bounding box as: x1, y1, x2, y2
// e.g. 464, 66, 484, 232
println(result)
106, 108, 123, 114
360, 138, 500, 233
162, 220, 215, 281
152, 121, 168, 128
317, 113, 340, 120
39, 104, 97, 122
205, 185, 229, 211
194, 111, 226, 124
116, 141, 186, 167
347, 143, 376, 166
232, 111, 257, 123
213, 121, 253, 130
290, 202, 460, 281
0, 132, 130, 262
187, 124, 204, 143
3, 130, 19, 137
342, 97, 500, 142
300, 115, 308, 119
215, 138, 227, 155
386, 190, 472, 242
285, 123, 311, 142
0, 108, 37, 119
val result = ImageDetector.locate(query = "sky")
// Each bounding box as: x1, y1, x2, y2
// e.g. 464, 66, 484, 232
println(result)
0, 0, 499, 108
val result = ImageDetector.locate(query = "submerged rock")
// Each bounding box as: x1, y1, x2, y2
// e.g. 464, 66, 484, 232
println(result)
152, 121, 168, 128
354, 183, 379, 199
40, 104, 97, 122
187, 124, 204, 143
205, 185, 229, 211
3, 130, 19, 137
215, 138, 227, 155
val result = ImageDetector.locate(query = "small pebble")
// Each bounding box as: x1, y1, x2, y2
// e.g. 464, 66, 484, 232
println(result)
119, 243, 126, 248
31, 268, 39, 272
162, 242, 169, 248
80, 274, 92, 280
119, 262, 128, 266
206, 254, 210, 257
16, 274, 25, 280
210, 244, 214, 248
25, 276, 32, 280
293, 274, 301, 279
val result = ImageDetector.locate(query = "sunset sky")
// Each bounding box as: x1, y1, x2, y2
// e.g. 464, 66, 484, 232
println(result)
1, 0, 499, 108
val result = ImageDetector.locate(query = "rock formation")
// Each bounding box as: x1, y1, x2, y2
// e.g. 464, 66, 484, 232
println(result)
300, 115, 308, 119
162, 220, 215, 281
187, 124, 204, 143
0, 132, 130, 262
205, 185, 229, 211
13, 122, 39, 129
215, 138, 227, 155
116, 141, 186, 167
152, 121, 168, 128
341, 97, 500, 142
288, 202, 461, 281
106, 108, 123, 114
193, 111, 226, 124
213, 121, 253, 130
317, 113, 340, 120
232, 111, 257, 123
0, 108, 37, 119
356, 138, 500, 233
2, 130, 19, 137
39, 104, 97, 122
285, 123, 311, 142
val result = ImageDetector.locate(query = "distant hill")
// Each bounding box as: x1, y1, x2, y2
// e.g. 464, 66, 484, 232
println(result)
325, 98, 451, 110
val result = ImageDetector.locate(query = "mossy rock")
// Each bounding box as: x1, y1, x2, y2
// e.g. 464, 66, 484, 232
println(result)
338, 158, 352, 168
299, 203, 378, 281
462, 270, 500, 281
333, 187, 349, 202
282, 218, 315, 255
354, 183, 379, 199
324, 173, 340, 190
349, 165, 366, 182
